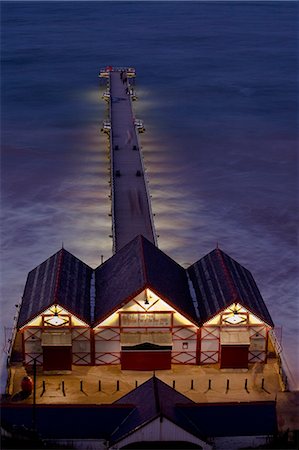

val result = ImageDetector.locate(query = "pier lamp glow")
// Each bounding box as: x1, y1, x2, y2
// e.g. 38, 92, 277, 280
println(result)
45, 305, 68, 327
223, 304, 247, 325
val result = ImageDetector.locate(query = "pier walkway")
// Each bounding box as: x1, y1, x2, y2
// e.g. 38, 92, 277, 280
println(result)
100, 67, 156, 253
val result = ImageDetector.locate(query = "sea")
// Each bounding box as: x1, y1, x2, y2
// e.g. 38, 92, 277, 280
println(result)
1, 1, 298, 390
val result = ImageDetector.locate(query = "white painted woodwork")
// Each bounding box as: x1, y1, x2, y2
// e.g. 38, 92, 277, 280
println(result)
113, 416, 211, 449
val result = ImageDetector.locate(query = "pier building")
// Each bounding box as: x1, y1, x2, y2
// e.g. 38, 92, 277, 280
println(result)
11, 236, 274, 373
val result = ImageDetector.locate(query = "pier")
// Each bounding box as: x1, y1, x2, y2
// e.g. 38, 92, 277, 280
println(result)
100, 67, 157, 253
3, 66, 298, 450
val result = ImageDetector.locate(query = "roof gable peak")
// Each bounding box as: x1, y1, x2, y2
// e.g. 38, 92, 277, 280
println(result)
94, 235, 198, 326
114, 376, 194, 409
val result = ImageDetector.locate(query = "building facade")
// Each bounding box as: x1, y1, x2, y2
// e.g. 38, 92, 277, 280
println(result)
13, 235, 274, 372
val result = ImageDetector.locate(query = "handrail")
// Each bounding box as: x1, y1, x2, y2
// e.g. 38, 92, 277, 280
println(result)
6, 304, 21, 367
102, 69, 157, 251
268, 329, 296, 391
108, 72, 117, 254
129, 92, 157, 247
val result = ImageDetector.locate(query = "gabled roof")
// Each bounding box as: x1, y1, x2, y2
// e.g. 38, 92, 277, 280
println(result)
110, 376, 277, 445
110, 376, 206, 445
17, 248, 93, 328
1, 404, 133, 440
187, 248, 274, 327
94, 235, 197, 326
2, 388, 277, 442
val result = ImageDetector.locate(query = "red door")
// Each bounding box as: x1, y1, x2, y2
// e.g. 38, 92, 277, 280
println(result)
121, 351, 171, 370
43, 346, 72, 371
220, 345, 249, 369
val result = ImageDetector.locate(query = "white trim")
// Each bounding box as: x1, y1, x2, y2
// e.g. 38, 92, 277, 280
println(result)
111, 416, 211, 449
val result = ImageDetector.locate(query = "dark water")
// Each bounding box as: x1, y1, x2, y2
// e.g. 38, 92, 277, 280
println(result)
1, 1, 298, 387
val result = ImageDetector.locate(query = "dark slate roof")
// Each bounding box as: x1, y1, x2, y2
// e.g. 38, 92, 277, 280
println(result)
1, 404, 133, 440
17, 248, 93, 328
111, 376, 206, 445
180, 401, 277, 437
111, 377, 276, 445
2, 380, 277, 442
94, 235, 197, 326
187, 248, 274, 327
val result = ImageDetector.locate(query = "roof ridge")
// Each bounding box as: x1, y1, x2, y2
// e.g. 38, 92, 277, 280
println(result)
141, 234, 187, 272
139, 235, 148, 284
54, 248, 64, 304
153, 375, 161, 415
216, 248, 239, 302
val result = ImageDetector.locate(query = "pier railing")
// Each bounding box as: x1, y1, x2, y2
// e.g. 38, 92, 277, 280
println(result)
269, 329, 292, 391
128, 85, 158, 248
5, 304, 21, 367
107, 75, 117, 254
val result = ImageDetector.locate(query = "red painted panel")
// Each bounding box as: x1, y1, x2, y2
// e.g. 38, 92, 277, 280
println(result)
220, 345, 249, 369
121, 351, 171, 370
43, 346, 72, 371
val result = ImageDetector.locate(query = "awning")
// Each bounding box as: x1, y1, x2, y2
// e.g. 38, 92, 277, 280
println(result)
41, 331, 72, 347
220, 330, 250, 346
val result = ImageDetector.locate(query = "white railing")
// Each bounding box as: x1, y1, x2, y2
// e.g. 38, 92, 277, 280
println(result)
269, 329, 282, 355
107, 73, 117, 254
131, 94, 158, 247
101, 120, 111, 132
269, 329, 297, 391
6, 304, 21, 366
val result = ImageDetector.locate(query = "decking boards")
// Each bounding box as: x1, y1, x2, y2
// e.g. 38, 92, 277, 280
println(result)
108, 70, 156, 252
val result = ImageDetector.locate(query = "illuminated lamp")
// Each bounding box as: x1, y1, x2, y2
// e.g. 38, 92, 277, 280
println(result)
224, 306, 247, 325
45, 306, 68, 327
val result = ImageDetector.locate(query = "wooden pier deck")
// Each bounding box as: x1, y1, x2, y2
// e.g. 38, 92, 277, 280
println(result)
101, 67, 156, 253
